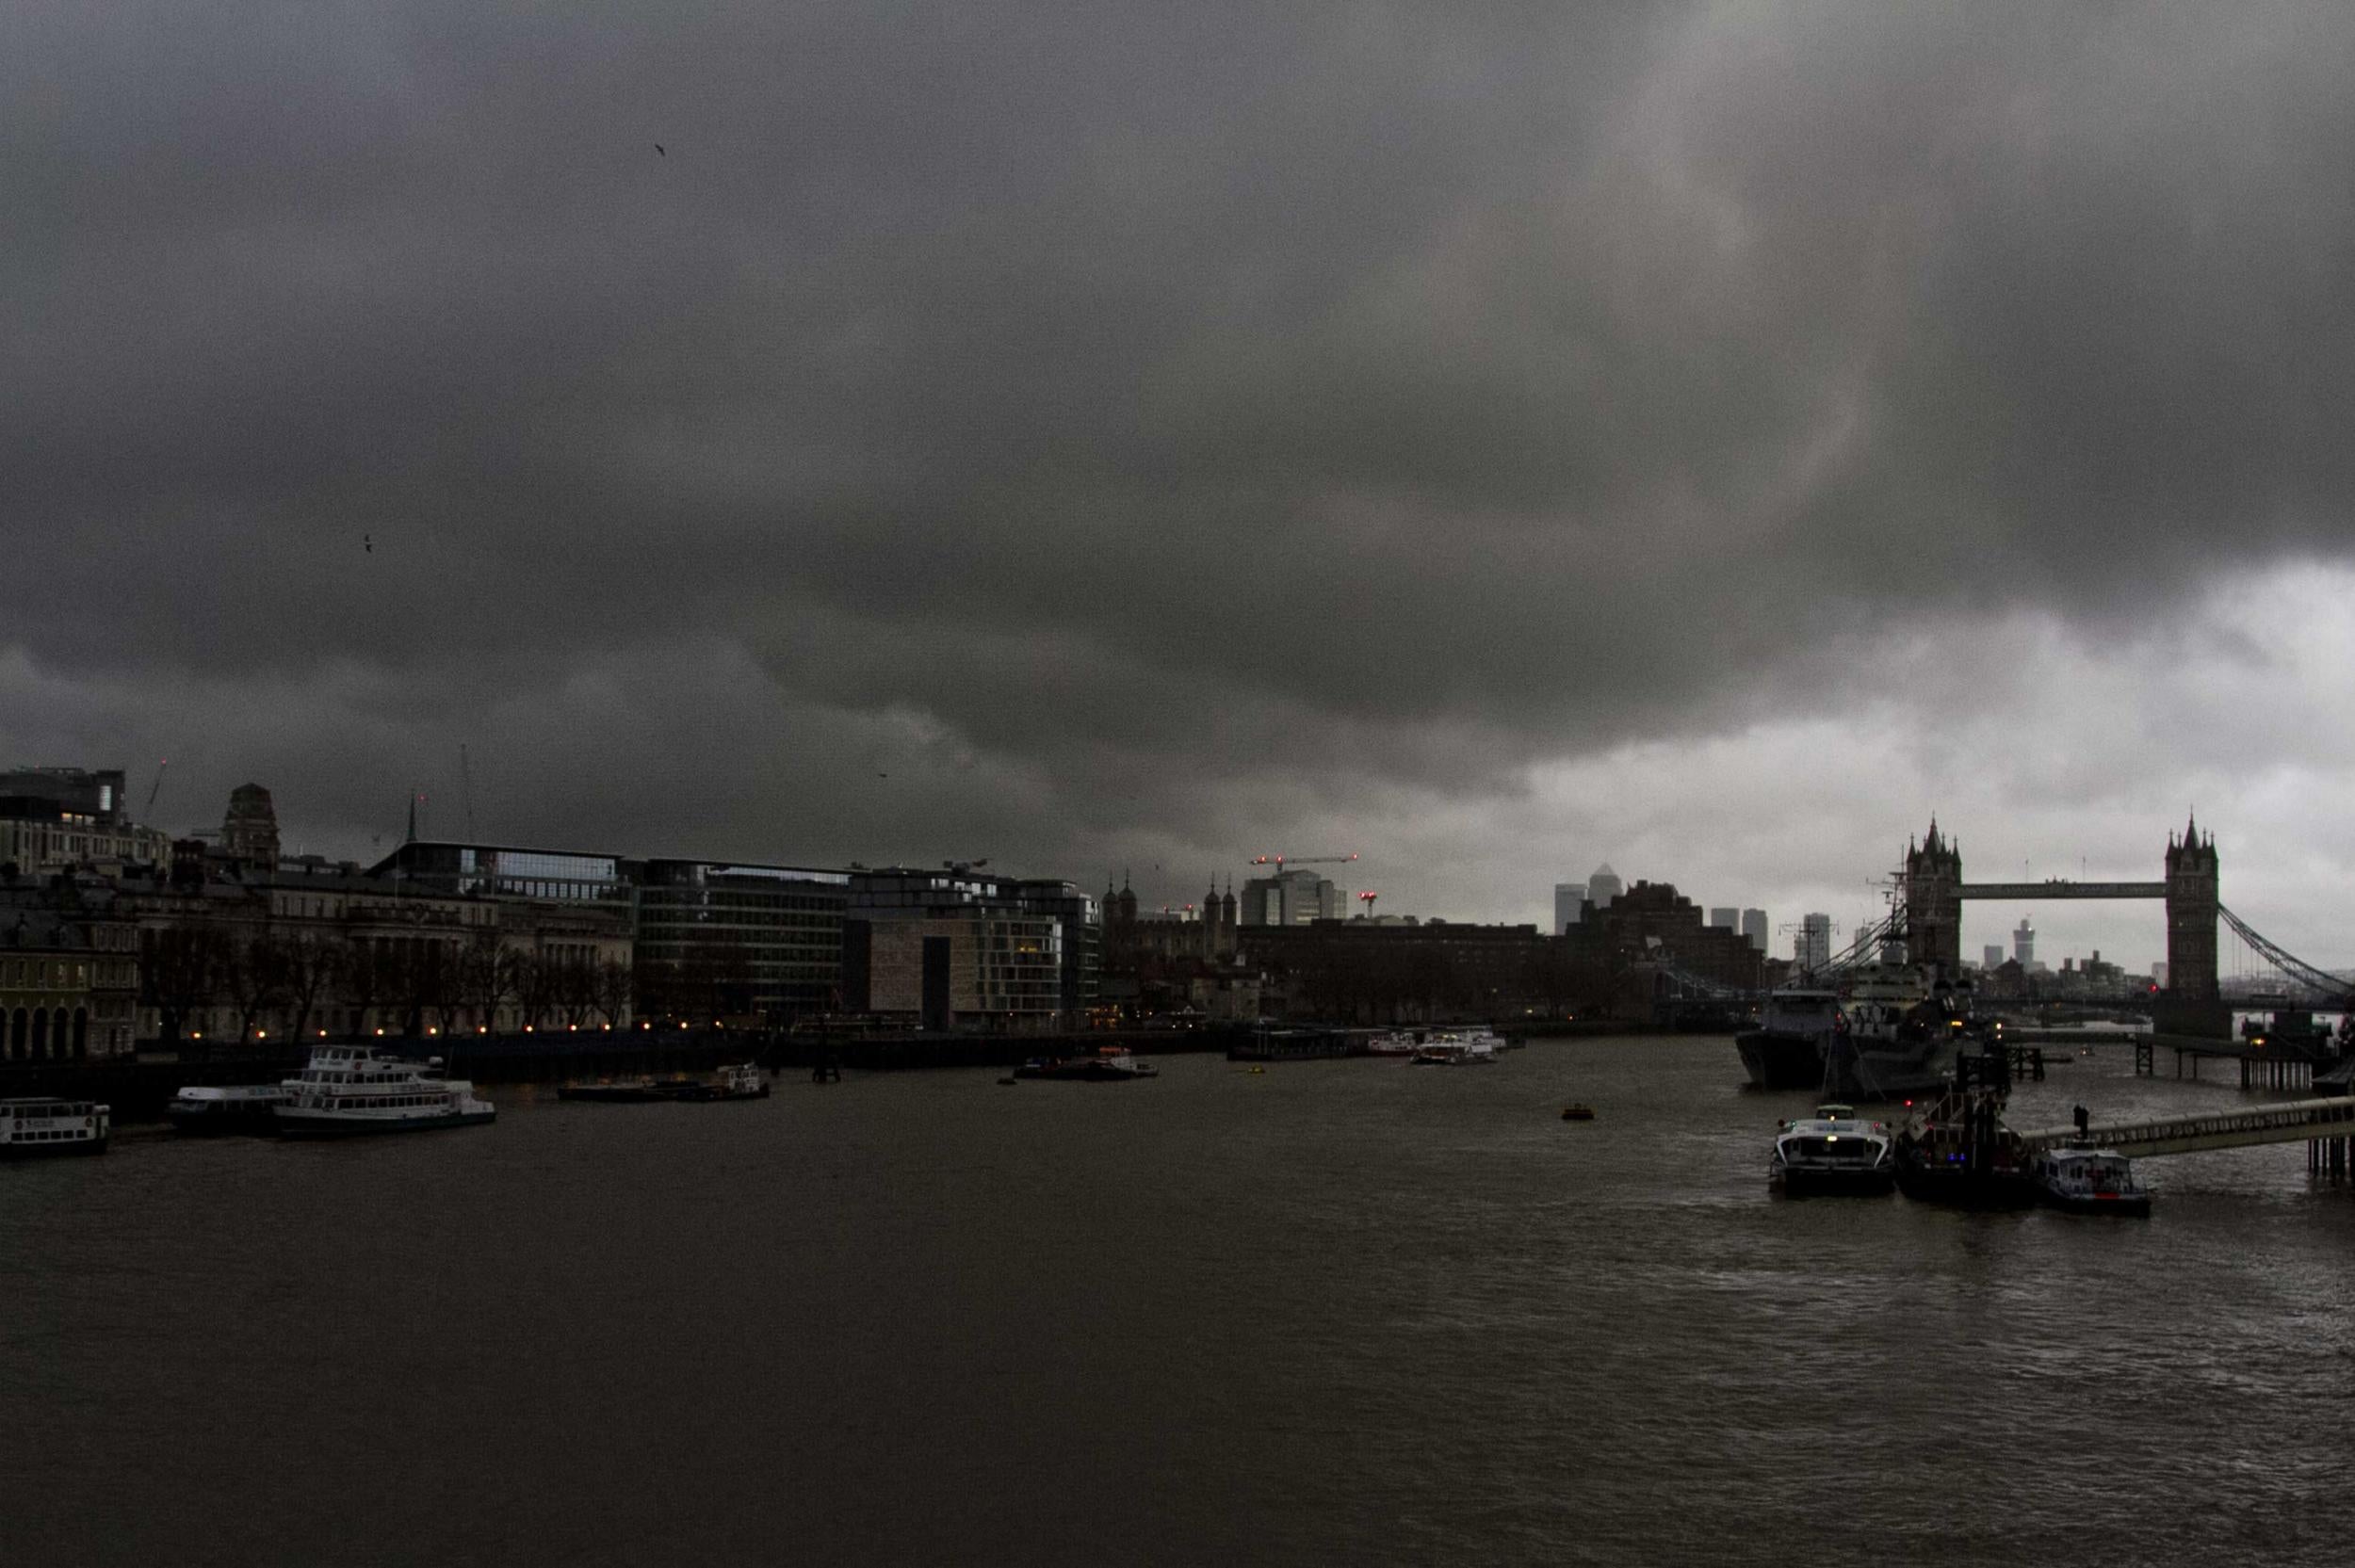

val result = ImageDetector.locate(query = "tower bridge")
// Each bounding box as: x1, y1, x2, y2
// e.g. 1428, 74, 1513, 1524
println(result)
1901, 815, 2227, 1035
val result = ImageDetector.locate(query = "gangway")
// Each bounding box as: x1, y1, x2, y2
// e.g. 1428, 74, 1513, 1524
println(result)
2013, 1096, 2355, 1157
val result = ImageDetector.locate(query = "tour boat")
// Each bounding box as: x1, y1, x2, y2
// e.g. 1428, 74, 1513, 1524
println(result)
0, 1097, 110, 1157
2031, 1147, 2151, 1217
1366, 1030, 1421, 1057
1768, 1104, 1895, 1195
1410, 1033, 1500, 1066
168, 1084, 291, 1134
1013, 1046, 1159, 1081
274, 1045, 495, 1138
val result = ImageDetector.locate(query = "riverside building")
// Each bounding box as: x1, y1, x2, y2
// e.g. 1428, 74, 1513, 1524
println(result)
843, 865, 1098, 1030
634, 859, 850, 1020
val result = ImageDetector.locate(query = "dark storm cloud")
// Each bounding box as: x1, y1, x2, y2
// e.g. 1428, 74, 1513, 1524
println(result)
6, 1, 2354, 889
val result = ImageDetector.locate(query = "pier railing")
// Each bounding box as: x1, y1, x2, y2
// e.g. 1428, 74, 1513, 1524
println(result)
2014, 1096, 2355, 1157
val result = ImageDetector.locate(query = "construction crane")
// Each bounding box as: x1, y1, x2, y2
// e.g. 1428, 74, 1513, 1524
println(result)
1248, 852, 1360, 869
143, 759, 168, 820
1357, 891, 1378, 919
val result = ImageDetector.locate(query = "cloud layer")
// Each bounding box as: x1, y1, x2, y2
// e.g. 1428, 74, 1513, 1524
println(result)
7, 2, 2354, 966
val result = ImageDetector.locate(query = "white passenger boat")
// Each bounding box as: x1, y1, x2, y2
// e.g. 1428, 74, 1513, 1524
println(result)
169, 1084, 291, 1134
2031, 1146, 2151, 1216
1366, 1031, 1421, 1057
1769, 1103, 1895, 1195
1410, 1032, 1500, 1066
275, 1045, 496, 1138
0, 1097, 111, 1157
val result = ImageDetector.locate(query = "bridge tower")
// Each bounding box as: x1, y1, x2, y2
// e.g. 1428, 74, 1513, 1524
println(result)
2164, 814, 2219, 1002
1902, 820, 1963, 971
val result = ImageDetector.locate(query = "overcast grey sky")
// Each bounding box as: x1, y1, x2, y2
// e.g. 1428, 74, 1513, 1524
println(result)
7, 2, 2354, 971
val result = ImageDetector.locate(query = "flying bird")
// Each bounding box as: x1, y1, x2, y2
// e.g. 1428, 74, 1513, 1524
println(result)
655, 144, 665, 156
363, 533, 372, 553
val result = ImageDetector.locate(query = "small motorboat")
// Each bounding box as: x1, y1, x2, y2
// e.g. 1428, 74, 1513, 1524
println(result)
2032, 1146, 2151, 1216
1561, 1104, 1595, 1121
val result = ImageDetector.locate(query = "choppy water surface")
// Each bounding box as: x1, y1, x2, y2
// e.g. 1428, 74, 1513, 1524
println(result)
6, 1038, 2350, 1566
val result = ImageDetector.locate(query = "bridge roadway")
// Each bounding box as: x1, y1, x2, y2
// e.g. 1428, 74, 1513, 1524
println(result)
2013, 1096, 2355, 1157
1957, 881, 2167, 900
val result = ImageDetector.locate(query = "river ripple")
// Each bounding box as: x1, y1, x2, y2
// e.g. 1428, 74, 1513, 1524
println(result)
3, 1036, 2348, 1566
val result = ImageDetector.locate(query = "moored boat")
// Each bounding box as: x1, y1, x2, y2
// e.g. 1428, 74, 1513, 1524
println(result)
1013, 1046, 1159, 1081
274, 1045, 495, 1138
0, 1097, 110, 1157
690, 1063, 770, 1099
1410, 1032, 1500, 1066
1735, 988, 1840, 1089
1819, 963, 1975, 1102
168, 1084, 291, 1134
2032, 1147, 2151, 1216
1892, 1068, 2036, 1207
1769, 1103, 1895, 1195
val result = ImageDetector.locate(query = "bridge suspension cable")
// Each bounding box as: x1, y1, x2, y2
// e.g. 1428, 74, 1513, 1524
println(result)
2216, 904, 2353, 1007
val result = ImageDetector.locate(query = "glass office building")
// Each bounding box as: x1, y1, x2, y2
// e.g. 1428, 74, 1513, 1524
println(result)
367, 842, 635, 906
847, 866, 1098, 1024
634, 860, 852, 1019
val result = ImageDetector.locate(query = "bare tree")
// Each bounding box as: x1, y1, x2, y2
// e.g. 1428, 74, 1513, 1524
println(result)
144, 925, 225, 1044
593, 958, 633, 1028
461, 928, 513, 1035
557, 957, 597, 1028
280, 932, 345, 1044
220, 933, 290, 1044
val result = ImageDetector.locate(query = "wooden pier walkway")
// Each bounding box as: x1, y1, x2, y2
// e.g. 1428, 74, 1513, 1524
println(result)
2014, 1096, 2355, 1159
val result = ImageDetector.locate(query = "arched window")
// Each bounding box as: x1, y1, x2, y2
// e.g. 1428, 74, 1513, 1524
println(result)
73, 1009, 89, 1058
30, 1008, 48, 1060
8, 1009, 24, 1060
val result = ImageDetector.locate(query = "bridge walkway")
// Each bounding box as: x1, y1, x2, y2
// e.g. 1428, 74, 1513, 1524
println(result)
2014, 1096, 2355, 1158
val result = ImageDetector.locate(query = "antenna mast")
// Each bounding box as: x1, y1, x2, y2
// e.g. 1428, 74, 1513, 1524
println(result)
459, 745, 478, 840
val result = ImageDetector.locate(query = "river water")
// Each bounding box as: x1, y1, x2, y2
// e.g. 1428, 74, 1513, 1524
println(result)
5, 1037, 2349, 1566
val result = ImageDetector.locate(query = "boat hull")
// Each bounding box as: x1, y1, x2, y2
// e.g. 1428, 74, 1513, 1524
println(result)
275, 1108, 497, 1139
1892, 1156, 2037, 1208
1819, 1034, 1961, 1101
167, 1107, 282, 1135
2038, 1188, 2152, 1217
1773, 1164, 1896, 1197
1735, 1028, 1825, 1090
0, 1135, 108, 1159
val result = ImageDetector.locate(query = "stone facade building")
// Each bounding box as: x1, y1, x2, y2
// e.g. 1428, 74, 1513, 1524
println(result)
0, 897, 140, 1060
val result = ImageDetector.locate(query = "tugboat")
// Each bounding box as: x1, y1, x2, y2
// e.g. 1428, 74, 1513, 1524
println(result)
168, 1083, 291, 1134
1769, 1104, 1897, 1195
1892, 1049, 2036, 1207
2031, 1147, 2152, 1217
686, 1063, 770, 1100
0, 1097, 110, 1157
274, 1044, 496, 1138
